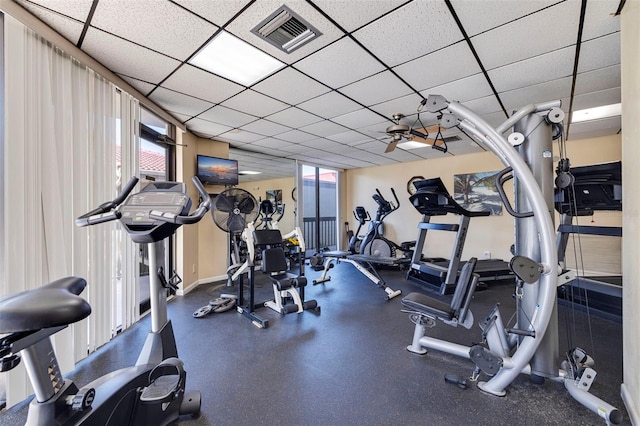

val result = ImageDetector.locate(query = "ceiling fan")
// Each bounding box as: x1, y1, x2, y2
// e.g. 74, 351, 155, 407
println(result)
382, 113, 447, 153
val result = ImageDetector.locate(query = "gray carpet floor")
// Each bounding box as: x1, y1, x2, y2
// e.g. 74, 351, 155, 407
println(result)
0, 262, 629, 425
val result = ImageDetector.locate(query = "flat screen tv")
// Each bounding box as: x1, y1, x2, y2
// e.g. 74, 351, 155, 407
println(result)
196, 155, 238, 186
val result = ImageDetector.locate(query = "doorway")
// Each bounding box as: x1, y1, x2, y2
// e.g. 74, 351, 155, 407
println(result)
300, 165, 339, 253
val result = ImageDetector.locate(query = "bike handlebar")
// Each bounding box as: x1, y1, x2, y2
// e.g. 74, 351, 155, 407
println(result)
148, 176, 211, 225
75, 176, 140, 227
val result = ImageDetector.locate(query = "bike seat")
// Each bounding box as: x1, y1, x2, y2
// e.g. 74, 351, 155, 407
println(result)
0, 276, 91, 334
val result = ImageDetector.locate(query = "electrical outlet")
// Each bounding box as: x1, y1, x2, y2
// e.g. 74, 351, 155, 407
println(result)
483, 251, 491, 259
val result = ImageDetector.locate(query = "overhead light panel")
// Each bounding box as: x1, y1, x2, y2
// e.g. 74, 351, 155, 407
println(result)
397, 141, 430, 150
189, 31, 284, 86
571, 103, 621, 123
239, 170, 262, 175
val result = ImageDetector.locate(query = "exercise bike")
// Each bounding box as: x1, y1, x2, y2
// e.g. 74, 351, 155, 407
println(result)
358, 188, 415, 260
0, 176, 211, 425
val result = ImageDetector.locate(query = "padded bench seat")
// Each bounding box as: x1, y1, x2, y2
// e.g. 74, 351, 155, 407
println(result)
402, 292, 454, 321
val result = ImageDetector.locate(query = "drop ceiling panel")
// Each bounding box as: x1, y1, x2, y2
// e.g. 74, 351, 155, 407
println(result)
225, 0, 344, 64
161, 65, 244, 104
294, 37, 385, 88
325, 131, 371, 145
393, 41, 481, 92
91, 1, 217, 61
13, 2, 85, 43
577, 33, 620, 73
252, 67, 330, 106
339, 71, 413, 107
220, 90, 289, 118
450, 0, 557, 37
354, 1, 462, 67
297, 91, 362, 119
118, 75, 157, 97
265, 107, 323, 128
312, 0, 407, 32
488, 47, 575, 93
582, 1, 620, 41
461, 95, 504, 116
568, 116, 621, 140
331, 109, 388, 129
571, 88, 621, 111
172, 0, 251, 27
250, 138, 296, 150
216, 129, 265, 144
421, 73, 494, 104
16, 0, 93, 21
499, 77, 572, 112
240, 119, 292, 137
82, 28, 181, 84
275, 129, 319, 144
199, 105, 257, 128
574, 65, 621, 95
470, 1, 580, 70
299, 120, 349, 138
369, 93, 425, 121
185, 117, 233, 138
148, 87, 213, 117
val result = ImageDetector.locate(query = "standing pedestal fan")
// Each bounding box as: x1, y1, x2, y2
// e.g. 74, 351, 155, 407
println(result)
193, 188, 259, 318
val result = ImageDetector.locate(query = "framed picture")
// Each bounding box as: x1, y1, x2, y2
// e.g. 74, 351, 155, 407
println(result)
453, 171, 502, 215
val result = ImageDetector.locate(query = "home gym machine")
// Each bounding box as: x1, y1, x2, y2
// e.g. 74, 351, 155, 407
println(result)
401, 95, 620, 424
406, 177, 512, 295
0, 176, 211, 425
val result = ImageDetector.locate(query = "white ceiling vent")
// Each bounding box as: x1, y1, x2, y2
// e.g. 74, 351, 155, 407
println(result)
251, 5, 322, 54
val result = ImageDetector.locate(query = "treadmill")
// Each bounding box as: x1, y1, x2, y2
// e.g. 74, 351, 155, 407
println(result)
406, 177, 513, 295
555, 161, 622, 320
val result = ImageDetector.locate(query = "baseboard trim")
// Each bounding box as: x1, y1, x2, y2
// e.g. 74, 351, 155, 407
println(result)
621, 383, 639, 425
177, 275, 228, 296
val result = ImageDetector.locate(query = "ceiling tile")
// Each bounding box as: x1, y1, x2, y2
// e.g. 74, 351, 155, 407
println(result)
471, 1, 580, 70
312, 0, 407, 31
450, 0, 557, 37
172, 0, 251, 27
225, 0, 344, 65
220, 90, 289, 118
571, 88, 621, 111
91, 0, 217, 61
148, 87, 213, 117
216, 129, 265, 143
582, 1, 620, 41
340, 71, 413, 107
488, 47, 574, 93
299, 120, 349, 138
118, 75, 157, 97
568, 116, 621, 140
421, 73, 493, 104
574, 65, 621, 95
185, 117, 234, 138
577, 33, 620, 73
252, 67, 330, 105
250, 138, 296, 150
240, 119, 292, 137
498, 77, 572, 112
369, 93, 424, 120
326, 130, 370, 145
82, 28, 181, 84
354, 1, 462, 67
265, 107, 323, 128
199, 105, 257, 127
161, 65, 244, 104
276, 129, 318, 144
332, 108, 388, 129
393, 41, 480, 92
461, 95, 504, 116
297, 91, 361, 119
14, 1, 85, 43
295, 37, 385, 88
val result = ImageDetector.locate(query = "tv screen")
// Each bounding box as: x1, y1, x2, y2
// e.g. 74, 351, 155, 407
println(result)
196, 155, 238, 186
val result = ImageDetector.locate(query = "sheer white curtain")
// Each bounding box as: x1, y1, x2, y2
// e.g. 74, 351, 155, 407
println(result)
2, 15, 139, 406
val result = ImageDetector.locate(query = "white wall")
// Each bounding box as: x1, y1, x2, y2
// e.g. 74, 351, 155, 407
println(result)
621, 1, 640, 422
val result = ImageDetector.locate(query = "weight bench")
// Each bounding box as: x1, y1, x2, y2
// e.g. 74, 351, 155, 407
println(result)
255, 229, 319, 315
402, 258, 479, 355
312, 250, 402, 300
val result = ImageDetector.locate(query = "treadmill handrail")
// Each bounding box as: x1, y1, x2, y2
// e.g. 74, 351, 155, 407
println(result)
409, 177, 490, 217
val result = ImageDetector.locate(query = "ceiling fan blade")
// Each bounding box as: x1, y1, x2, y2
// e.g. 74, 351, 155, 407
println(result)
385, 139, 398, 153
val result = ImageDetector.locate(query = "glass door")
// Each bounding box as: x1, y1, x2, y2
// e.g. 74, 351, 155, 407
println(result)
301, 165, 338, 253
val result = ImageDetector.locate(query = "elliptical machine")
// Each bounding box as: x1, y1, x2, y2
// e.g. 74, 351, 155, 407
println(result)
0, 176, 211, 425
359, 188, 414, 259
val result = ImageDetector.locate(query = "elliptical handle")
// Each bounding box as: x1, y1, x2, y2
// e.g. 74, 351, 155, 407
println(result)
389, 187, 400, 210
